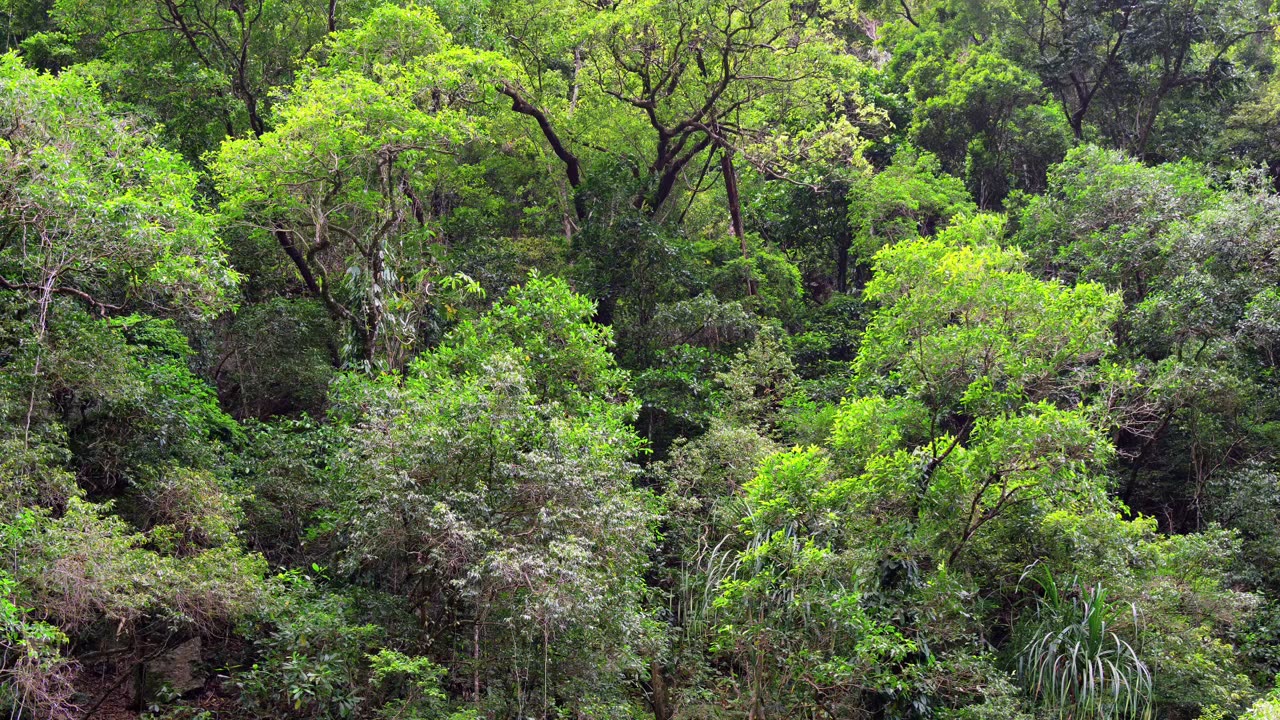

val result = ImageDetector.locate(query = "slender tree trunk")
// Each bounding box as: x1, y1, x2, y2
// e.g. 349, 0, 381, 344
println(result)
835, 222, 851, 293
363, 239, 383, 365
720, 147, 754, 296
750, 623, 766, 720
650, 661, 671, 720
570, 47, 582, 111
22, 269, 55, 447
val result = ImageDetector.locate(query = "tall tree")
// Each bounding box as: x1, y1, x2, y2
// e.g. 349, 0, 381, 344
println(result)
213, 5, 505, 367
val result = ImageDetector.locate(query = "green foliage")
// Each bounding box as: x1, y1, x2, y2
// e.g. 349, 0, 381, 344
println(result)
42, 0, 364, 154
679, 216, 1131, 718
236, 577, 383, 719
901, 42, 1072, 207
0, 53, 237, 316
713, 326, 798, 430
1013, 145, 1216, 302
1132, 528, 1257, 714
848, 145, 976, 263
857, 214, 1120, 414
215, 298, 337, 418
327, 273, 655, 717
1015, 572, 1152, 720
0, 513, 75, 719
15, 497, 266, 635
420, 272, 628, 406
709, 445, 919, 717
785, 291, 866, 401
1016, 146, 1280, 601
1241, 680, 1280, 720
709, 243, 804, 322
212, 15, 508, 366
5, 2, 1280, 719
236, 572, 478, 719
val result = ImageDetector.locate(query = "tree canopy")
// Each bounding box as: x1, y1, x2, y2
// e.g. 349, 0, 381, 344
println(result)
3, 1, 1280, 719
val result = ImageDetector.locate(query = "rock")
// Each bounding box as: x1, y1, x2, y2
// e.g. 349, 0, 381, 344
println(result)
144, 637, 205, 696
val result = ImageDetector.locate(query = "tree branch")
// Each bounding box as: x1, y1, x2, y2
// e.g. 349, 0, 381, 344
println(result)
0, 275, 122, 315
497, 83, 583, 191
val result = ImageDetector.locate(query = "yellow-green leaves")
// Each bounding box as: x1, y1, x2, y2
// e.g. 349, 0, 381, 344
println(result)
321, 3, 453, 72
734, 216, 1124, 583
858, 215, 1120, 412
744, 446, 831, 526
0, 54, 237, 317
211, 8, 510, 366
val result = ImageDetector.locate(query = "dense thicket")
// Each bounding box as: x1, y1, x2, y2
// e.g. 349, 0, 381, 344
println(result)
2, 1, 1280, 719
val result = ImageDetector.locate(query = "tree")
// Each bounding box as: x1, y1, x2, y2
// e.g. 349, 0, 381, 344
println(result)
901, 41, 1073, 207
46, 0, 345, 155
484, 0, 882, 321
1013, 145, 1215, 305
0, 54, 236, 321
1014, 148, 1280, 550
676, 216, 1124, 719
846, 144, 975, 270
495, 0, 875, 211
1004, 0, 1275, 158
326, 274, 656, 716
0, 54, 267, 720
213, 5, 505, 368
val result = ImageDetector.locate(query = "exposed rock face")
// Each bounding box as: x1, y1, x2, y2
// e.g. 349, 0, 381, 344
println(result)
145, 637, 205, 695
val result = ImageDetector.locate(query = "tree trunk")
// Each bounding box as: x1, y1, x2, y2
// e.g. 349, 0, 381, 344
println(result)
720, 147, 755, 296
650, 661, 671, 720
836, 224, 851, 293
